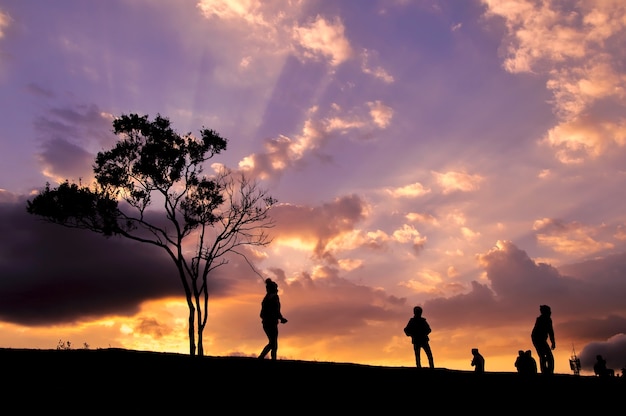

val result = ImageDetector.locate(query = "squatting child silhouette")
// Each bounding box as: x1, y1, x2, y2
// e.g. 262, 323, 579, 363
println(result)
404, 306, 434, 369
515, 349, 538, 375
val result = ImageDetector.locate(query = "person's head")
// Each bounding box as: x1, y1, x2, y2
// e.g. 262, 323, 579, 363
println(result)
518, 350, 524, 356
413, 306, 423, 316
472, 348, 479, 355
265, 278, 278, 294
525, 350, 532, 356
539, 304, 551, 315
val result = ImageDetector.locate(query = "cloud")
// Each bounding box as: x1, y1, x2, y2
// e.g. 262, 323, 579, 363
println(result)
578, 333, 626, 373
293, 15, 352, 66
196, 0, 268, 26
134, 317, 173, 339
368, 100, 394, 128
239, 103, 393, 180
237, 115, 327, 179
0, 196, 236, 326
392, 224, 427, 254
0, 9, 11, 39
270, 194, 368, 262
533, 218, 614, 256
37, 138, 94, 185
33, 104, 116, 185
432, 170, 484, 194
476, 240, 571, 304
405, 212, 439, 226
430, 241, 626, 343
386, 182, 430, 198
481, 0, 626, 163
542, 114, 626, 164
361, 49, 395, 83
240, 267, 410, 360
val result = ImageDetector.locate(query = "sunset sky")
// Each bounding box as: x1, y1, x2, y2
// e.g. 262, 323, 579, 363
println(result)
1, 0, 626, 376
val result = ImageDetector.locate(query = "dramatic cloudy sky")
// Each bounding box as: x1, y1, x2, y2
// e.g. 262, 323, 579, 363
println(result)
1, 0, 626, 375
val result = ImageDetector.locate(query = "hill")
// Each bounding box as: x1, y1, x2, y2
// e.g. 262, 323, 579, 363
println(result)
2, 347, 622, 412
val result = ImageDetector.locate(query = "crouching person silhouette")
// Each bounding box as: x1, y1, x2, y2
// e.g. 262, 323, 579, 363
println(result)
471, 348, 485, 374
404, 306, 434, 369
594, 355, 614, 377
258, 278, 288, 360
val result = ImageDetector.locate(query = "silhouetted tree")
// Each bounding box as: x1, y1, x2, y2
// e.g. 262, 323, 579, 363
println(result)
27, 113, 277, 356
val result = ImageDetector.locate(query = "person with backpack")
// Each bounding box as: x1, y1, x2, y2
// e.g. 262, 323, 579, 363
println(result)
404, 306, 435, 368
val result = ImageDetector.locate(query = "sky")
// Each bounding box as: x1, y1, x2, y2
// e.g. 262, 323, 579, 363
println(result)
1, 0, 626, 376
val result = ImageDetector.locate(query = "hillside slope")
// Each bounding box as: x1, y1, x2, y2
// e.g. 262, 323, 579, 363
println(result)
2, 348, 622, 412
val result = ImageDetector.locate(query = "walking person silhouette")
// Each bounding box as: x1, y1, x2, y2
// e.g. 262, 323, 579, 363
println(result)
404, 306, 434, 369
258, 278, 288, 360
531, 305, 556, 374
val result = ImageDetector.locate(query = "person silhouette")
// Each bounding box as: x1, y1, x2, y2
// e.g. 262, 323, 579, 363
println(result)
404, 306, 434, 369
514, 350, 525, 373
594, 355, 614, 377
258, 278, 288, 360
515, 349, 537, 375
471, 348, 485, 373
531, 304, 556, 374
525, 350, 538, 374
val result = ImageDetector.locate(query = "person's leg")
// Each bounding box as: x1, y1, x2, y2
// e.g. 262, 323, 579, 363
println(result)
270, 336, 278, 360
423, 343, 434, 368
545, 349, 554, 374
259, 323, 276, 359
268, 325, 279, 360
533, 341, 548, 373
259, 344, 271, 359
413, 344, 422, 368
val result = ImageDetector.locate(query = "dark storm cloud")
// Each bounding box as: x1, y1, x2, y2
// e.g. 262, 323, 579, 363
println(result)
0, 196, 231, 326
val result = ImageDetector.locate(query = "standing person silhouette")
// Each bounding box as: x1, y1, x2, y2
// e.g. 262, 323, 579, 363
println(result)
471, 348, 485, 373
404, 306, 434, 369
531, 304, 556, 374
258, 278, 288, 360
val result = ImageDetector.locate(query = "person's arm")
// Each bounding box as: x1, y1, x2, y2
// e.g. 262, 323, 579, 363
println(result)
403, 318, 413, 336
277, 296, 287, 323
548, 319, 556, 349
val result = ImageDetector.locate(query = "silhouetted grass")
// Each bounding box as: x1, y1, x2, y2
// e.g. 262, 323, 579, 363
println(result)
2, 348, 622, 412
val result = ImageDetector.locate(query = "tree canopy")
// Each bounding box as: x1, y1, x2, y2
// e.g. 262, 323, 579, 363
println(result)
27, 113, 277, 356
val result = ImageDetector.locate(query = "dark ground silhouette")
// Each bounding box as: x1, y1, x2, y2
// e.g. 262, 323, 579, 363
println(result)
1, 348, 623, 412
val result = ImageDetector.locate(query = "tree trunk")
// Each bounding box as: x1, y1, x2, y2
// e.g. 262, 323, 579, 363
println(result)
197, 328, 204, 357
188, 307, 196, 356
